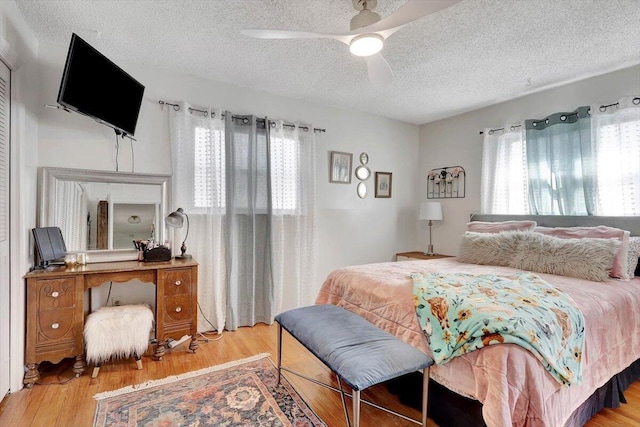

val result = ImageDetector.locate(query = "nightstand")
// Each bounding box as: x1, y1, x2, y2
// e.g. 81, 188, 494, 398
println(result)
395, 252, 453, 261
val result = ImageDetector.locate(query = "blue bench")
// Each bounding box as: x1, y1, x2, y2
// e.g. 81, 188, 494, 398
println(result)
275, 304, 434, 427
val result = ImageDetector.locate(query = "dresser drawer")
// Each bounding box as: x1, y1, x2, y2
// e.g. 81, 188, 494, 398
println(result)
162, 268, 192, 296
36, 308, 76, 345
163, 295, 193, 322
35, 278, 76, 309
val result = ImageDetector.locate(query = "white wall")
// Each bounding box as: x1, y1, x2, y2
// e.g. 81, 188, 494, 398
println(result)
1, 0, 40, 393
418, 65, 640, 256
37, 40, 420, 293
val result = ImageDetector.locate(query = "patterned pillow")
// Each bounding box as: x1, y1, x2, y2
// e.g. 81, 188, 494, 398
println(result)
628, 237, 640, 279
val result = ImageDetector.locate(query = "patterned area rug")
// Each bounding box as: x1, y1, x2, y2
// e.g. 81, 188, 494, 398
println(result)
93, 353, 325, 426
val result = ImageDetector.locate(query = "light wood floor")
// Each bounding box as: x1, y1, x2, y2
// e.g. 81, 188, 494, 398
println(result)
1, 323, 639, 426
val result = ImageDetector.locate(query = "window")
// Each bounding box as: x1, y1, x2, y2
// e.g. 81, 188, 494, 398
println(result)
481, 101, 640, 216
192, 126, 303, 214
593, 111, 640, 216
194, 126, 225, 210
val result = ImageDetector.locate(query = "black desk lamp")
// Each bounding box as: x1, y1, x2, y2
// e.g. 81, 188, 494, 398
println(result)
165, 208, 192, 259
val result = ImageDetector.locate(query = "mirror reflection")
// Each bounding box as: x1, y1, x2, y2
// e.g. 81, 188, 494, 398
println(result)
39, 168, 170, 260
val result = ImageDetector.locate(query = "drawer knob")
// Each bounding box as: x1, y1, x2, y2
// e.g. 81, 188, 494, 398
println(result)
175, 307, 182, 313
52, 291, 59, 298
51, 323, 60, 329
175, 280, 182, 286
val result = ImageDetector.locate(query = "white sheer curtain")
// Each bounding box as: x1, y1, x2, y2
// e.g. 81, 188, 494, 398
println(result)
592, 96, 640, 216
170, 103, 227, 333
170, 103, 317, 332
270, 120, 316, 314
55, 181, 86, 251
480, 125, 528, 214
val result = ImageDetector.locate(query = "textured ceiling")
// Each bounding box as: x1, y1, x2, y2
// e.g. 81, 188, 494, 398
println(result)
15, 0, 640, 125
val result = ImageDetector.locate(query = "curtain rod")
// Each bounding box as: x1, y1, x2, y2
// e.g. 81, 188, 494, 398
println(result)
479, 124, 522, 136
158, 100, 326, 133
478, 97, 640, 135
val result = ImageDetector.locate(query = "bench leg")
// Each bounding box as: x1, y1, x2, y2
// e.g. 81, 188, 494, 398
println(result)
352, 389, 361, 427
277, 322, 283, 385
422, 367, 430, 427
337, 376, 351, 427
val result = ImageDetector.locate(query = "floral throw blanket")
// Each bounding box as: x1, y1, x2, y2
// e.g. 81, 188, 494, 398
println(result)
412, 272, 585, 385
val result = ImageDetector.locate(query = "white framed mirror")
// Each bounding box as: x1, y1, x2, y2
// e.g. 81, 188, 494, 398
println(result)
359, 152, 369, 165
38, 167, 171, 262
355, 165, 371, 181
357, 182, 368, 198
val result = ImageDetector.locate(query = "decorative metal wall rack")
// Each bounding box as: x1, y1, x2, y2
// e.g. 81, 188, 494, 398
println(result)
427, 165, 465, 199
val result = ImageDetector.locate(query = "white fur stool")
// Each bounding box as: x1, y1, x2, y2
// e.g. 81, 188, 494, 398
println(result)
84, 304, 154, 378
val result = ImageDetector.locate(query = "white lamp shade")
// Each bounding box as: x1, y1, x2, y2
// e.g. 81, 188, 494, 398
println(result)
419, 202, 443, 221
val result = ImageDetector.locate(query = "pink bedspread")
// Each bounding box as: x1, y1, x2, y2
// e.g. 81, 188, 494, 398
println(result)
316, 258, 640, 427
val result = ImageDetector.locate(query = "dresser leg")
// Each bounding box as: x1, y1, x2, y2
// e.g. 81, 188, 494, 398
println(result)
23, 363, 40, 388
189, 334, 199, 353
73, 355, 86, 377
154, 340, 167, 360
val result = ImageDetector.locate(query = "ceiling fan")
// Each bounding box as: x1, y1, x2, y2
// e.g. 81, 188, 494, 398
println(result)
241, 0, 460, 88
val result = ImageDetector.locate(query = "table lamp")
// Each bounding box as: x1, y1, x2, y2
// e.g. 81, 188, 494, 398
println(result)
165, 208, 192, 259
419, 202, 443, 256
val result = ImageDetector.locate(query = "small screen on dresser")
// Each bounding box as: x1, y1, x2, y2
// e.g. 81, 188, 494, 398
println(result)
32, 227, 67, 268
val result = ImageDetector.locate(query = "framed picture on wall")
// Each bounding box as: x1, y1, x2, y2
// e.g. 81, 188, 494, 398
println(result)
375, 172, 392, 198
329, 151, 353, 184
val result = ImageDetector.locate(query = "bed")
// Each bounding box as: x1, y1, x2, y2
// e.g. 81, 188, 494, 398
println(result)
316, 215, 640, 427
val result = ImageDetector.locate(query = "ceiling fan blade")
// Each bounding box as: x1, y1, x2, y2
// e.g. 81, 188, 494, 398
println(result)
241, 29, 352, 44
365, 53, 393, 89
359, 0, 461, 34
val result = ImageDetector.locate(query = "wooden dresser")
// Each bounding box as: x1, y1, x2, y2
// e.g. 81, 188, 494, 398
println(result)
23, 258, 198, 388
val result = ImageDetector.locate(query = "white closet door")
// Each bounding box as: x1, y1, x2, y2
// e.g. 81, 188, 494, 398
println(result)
0, 60, 10, 398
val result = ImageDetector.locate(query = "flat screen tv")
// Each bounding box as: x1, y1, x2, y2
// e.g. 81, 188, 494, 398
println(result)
57, 33, 145, 136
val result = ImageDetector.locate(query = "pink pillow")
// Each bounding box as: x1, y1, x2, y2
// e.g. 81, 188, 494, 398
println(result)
535, 226, 630, 280
466, 220, 537, 233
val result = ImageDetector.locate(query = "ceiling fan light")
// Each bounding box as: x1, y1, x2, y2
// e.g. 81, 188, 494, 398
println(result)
349, 34, 383, 57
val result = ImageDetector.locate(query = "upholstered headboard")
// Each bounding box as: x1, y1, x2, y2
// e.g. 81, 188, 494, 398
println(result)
470, 214, 640, 237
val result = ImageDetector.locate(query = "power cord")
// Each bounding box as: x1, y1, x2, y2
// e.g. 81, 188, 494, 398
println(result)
166, 302, 223, 349
105, 281, 113, 307
130, 137, 135, 172
197, 301, 223, 343
114, 132, 120, 172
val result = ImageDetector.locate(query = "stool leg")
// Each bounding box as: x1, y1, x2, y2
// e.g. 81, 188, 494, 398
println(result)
422, 367, 430, 427
135, 354, 143, 370
337, 377, 351, 427
91, 363, 101, 379
352, 389, 361, 427
277, 323, 282, 385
